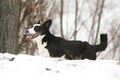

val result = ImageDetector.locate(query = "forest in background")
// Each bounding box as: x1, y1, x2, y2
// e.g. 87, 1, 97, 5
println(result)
0, 0, 120, 60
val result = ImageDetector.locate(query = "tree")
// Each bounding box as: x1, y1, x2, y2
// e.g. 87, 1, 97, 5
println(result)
60, 0, 64, 38
94, 0, 105, 44
0, 0, 21, 54
88, 0, 105, 45
74, 0, 78, 40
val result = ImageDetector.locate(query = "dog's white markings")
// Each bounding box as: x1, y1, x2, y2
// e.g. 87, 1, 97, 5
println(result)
26, 24, 49, 57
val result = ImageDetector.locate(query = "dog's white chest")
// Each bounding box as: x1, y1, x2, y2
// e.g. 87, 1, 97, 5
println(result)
34, 35, 49, 57
42, 42, 47, 48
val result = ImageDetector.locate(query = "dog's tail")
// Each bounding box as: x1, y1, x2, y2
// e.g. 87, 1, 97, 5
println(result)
93, 34, 108, 52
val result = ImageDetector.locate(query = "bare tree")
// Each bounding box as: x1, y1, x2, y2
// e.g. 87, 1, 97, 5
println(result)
94, 0, 105, 45
74, 0, 78, 40
88, 0, 105, 45
60, 0, 64, 38
88, 0, 99, 43
108, 25, 120, 59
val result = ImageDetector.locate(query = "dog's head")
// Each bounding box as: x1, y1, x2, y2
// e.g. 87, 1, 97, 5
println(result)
34, 19, 52, 35
26, 19, 52, 39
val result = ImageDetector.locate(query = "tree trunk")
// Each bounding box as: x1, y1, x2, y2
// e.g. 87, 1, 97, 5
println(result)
0, 0, 21, 54
88, 0, 99, 43
60, 0, 64, 38
74, 0, 78, 40
94, 0, 105, 44
0, 0, 6, 52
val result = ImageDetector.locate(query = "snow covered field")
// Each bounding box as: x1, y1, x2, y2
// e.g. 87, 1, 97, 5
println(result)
0, 53, 120, 80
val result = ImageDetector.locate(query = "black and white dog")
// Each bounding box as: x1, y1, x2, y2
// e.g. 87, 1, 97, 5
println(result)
26, 19, 108, 60
26, 22, 49, 57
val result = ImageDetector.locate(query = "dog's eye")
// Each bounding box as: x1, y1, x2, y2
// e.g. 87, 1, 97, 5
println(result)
35, 26, 39, 29
34, 26, 39, 32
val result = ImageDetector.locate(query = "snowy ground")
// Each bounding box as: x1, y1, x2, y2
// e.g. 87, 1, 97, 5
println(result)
0, 53, 120, 80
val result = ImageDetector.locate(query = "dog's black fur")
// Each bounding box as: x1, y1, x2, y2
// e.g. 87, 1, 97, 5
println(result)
34, 19, 108, 60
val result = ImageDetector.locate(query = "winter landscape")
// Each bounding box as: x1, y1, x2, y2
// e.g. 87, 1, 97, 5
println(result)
0, 0, 120, 80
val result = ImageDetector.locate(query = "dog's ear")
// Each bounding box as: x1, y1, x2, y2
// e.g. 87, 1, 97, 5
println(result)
37, 20, 41, 24
44, 19, 52, 30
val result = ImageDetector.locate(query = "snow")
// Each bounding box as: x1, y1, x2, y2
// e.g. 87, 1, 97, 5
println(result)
0, 53, 120, 80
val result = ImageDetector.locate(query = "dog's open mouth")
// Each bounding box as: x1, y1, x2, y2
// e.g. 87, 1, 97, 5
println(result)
26, 33, 39, 39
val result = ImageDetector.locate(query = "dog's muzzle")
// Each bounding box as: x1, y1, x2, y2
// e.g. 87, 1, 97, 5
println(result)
25, 30, 40, 39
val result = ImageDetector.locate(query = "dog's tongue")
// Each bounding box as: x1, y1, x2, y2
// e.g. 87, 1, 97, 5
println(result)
26, 34, 32, 39
26, 33, 39, 39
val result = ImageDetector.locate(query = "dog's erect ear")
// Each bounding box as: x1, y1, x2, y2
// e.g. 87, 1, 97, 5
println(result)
43, 19, 52, 30
37, 20, 41, 24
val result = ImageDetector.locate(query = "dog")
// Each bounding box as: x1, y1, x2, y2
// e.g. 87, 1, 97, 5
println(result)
26, 19, 108, 60
25, 22, 49, 57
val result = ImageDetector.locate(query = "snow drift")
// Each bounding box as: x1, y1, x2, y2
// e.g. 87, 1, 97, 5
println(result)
0, 53, 120, 80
